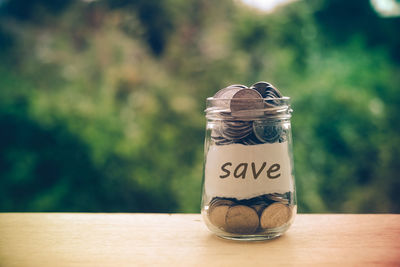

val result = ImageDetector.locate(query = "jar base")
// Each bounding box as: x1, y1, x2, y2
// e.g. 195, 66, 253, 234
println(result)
216, 231, 283, 241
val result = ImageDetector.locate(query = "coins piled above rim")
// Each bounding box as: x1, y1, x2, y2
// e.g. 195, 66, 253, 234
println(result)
210, 82, 289, 146
207, 192, 294, 235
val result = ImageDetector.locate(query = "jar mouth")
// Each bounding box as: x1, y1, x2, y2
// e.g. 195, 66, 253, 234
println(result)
205, 96, 292, 120
206, 96, 290, 101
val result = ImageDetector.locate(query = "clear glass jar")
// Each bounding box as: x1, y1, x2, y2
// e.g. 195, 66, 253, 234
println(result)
201, 96, 296, 241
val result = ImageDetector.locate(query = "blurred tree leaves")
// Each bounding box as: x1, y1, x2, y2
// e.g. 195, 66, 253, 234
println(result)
0, 0, 399, 213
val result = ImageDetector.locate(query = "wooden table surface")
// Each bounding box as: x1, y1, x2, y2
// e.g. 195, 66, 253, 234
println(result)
0, 213, 399, 266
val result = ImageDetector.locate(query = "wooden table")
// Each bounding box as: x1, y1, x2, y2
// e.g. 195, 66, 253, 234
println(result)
0, 214, 399, 266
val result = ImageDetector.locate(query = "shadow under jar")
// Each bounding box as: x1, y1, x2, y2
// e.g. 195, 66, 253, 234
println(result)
201, 85, 296, 241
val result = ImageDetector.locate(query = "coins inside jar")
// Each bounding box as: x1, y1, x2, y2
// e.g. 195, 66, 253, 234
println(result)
207, 193, 293, 235
210, 82, 288, 146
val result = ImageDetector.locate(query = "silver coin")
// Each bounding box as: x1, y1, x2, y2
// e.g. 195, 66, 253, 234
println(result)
222, 122, 252, 133
253, 122, 284, 143
250, 81, 282, 98
267, 195, 289, 205
213, 87, 243, 115
215, 139, 234, 145
227, 84, 248, 89
209, 198, 235, 209
250, 81, 283, 107
220, 120, 253, 141
240, 131, 264, 145
214, 86, 242, 99
266, 193, 291, 205
230, 88, 263, 116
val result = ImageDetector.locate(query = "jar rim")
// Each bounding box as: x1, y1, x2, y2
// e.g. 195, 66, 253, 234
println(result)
206, 96, 290, 101
205, 96, 292, 120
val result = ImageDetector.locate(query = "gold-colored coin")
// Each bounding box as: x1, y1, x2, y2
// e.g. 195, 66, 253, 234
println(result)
208, 198, 234, 229
209, 205, 230, 230
260, 203, 292, 229
225, 205, 259, 234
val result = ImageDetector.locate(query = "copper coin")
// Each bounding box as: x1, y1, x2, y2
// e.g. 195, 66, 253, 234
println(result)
225, 205, 259, 234
260, 203, 292, 229
209, 205, 230, 230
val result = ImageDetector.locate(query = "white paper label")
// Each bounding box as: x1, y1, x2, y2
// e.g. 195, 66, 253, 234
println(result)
204, 142, 293, 200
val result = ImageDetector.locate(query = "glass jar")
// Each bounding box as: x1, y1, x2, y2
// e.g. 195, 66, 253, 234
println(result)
201, 94, 296, 241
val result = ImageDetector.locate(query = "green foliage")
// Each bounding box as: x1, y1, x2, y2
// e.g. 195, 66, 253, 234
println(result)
0, 0, 399, 213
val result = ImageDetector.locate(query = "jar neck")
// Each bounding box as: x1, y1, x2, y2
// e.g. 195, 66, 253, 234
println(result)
205, 97, 292, 121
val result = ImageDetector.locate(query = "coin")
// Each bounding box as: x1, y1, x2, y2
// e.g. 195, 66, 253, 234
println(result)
209, 205, 230, 230
208, 198, 235, 230
250, 81, 282, 98
230, 89, 263, 114
209, 198, 235, 210
239, 131, 263, 145
260, 203, 292, 229
215, 139, 234, 145
253, 122, 283, 143
227, 84, 248, 89
250, 81, 283, 108
266, 193, 290, 205
225, 205, 259, 234
214, 86, 243, 99
220, 120, 253, 141
213, 86, 243, 114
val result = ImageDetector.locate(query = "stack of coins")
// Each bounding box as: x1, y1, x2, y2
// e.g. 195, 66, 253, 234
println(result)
207, 193, 293, 235
210, 82, 288, 146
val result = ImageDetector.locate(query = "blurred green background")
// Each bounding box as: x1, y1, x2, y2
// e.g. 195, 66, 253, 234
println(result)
0, 0, 399, 213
